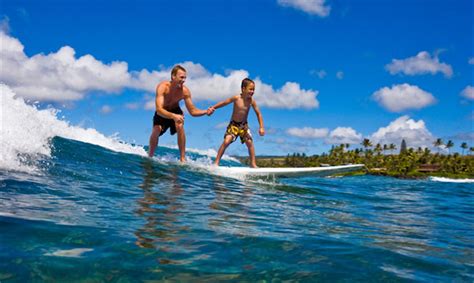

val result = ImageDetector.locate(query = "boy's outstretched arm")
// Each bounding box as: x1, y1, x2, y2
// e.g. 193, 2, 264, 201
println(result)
212, 96, 237, 110
252, 100, 265, 136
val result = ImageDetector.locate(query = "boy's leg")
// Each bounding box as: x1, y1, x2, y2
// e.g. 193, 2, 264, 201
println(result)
148, 125, 162, 157
214, 135, 234, 166
175, 122, 186, 162
245, 139, 257, 168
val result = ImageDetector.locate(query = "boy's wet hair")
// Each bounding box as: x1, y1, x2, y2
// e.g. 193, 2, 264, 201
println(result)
241, 78, 255, 89
171, 65, 186, 76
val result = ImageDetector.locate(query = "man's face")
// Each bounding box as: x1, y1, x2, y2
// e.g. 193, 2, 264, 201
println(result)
242, 83, 255, 97
172, 70, 187, 87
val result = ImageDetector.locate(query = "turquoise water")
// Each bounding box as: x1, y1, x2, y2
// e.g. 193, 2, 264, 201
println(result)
1, 137, 473, 282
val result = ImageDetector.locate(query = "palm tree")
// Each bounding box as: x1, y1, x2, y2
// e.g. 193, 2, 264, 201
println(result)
445, 140, 454, 154
374, 143, 383, 155
470, 147, 474, 156
362, 139, 372, 150
460, 142, 468, 155
389, 143, 396, 155
433, 138, 444, 153
361, 139, 373, 160
416, 147, 423, 155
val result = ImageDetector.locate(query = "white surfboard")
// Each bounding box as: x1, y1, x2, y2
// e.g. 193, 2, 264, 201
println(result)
429, 177, 474, 183
213, 164, 365, 178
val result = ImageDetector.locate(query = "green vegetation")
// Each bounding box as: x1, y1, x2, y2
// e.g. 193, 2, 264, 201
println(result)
239, 139, 474, 179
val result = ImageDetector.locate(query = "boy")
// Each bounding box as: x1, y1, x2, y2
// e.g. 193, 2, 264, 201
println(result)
212, 78, 265, 168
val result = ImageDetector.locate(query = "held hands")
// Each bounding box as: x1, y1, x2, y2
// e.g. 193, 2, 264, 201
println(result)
259, 127, 265, 136
206, 106, 216, 116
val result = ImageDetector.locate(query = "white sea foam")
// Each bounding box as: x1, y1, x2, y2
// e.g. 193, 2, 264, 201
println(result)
164, 144, 239, 162
429, 177, 474, 183
45, 248, 93, 258
0, 84, 147, 173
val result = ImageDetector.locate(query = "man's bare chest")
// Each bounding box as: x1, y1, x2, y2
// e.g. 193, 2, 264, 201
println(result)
163, 91, 184, 106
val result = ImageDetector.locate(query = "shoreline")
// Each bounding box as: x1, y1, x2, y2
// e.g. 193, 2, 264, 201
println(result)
336, 169, 474, 180
236, 154, 474, 180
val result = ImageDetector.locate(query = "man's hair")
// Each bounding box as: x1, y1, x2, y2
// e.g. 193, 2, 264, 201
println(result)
241, 78, 255, 89
171, 65, 186, 76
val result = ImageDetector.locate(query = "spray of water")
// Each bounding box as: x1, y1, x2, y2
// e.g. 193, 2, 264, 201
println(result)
0, 84, 147, 173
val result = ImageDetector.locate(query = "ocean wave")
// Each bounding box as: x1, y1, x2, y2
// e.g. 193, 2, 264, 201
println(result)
0, 84, 146, 173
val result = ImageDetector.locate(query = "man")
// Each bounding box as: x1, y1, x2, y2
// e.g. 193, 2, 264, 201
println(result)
148, 65, 214, 161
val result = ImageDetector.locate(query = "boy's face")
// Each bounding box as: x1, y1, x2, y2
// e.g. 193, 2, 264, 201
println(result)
242, 83, 255, 97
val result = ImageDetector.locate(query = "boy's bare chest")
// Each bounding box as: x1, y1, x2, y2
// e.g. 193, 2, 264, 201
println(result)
235, 98, 251, 112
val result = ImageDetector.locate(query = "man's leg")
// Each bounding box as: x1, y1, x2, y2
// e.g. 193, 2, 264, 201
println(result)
214, 135, 234, 166
148, 125, 162, 157
176, 122, 186, 162
245, 139, 257, 168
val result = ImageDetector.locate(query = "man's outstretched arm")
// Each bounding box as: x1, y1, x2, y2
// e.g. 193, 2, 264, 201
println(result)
183, 88, 207, 117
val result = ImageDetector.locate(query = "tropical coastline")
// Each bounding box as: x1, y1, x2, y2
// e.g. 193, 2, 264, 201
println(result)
240, 139, 474, 179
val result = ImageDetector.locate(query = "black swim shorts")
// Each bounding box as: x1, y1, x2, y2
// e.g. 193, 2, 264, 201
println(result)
153, 107, 183, 136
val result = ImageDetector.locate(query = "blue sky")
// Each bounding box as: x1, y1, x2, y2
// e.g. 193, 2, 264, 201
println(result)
1, 0, 473, 156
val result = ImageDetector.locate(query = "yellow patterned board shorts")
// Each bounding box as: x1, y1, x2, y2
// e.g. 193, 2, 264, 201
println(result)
225, 120, 253, 144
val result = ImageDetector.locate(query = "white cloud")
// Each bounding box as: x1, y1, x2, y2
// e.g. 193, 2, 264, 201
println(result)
287, 127, 328, 139
370, 116, 435, 149
469, 57, 474, 65
454, 132, 474, 141
176, 64, 320, 109
0, 16, 10, 33
144, 99, 155, 111
0, 32, 130, 101
0, 32, 319, 109
310, 69, 327, 79
214, 122, 228, 129
336, 71, 344, 80
372, 83, 436, 112
460, 85, 474, 100
325, 127, 362, 144
277, 0, 330, 17
124, 102, 140, 110
100, 105, 113, 114
385, 51, 453, 78
274, 138, 286, 144
255, 80, 319, 109
267, 138, 313, 153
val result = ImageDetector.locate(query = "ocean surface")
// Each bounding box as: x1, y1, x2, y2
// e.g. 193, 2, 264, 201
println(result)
1, 84, 474, 282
